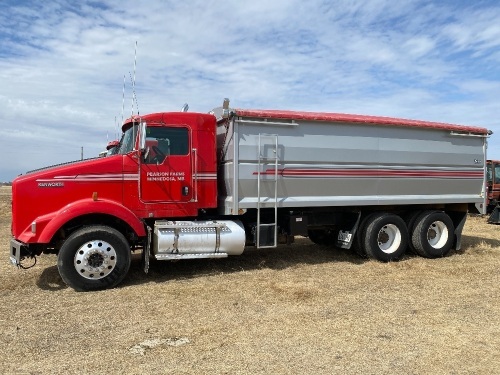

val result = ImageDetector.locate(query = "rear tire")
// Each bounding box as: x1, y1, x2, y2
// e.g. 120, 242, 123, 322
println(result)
352, 213, 378, 258
362, 213, 408, 262
307, 229, 329, 245
308, 229, 338, 246
411, 211, 454, 258
404, 210, 423, 254
57, 225, 131, 291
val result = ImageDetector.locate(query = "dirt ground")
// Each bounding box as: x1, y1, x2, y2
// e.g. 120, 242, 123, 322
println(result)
0, 186, 499, 374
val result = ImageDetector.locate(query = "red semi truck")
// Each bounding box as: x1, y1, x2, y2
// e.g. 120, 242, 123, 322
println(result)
9, 99, 490, 291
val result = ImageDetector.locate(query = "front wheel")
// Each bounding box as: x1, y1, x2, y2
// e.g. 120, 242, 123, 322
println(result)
57, 225, 131, 291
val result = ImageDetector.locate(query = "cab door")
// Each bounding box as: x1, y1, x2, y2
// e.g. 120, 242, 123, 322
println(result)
139, 125, 193, 203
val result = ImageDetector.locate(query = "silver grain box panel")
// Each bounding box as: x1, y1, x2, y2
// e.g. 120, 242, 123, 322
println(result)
216, 109, 488, 215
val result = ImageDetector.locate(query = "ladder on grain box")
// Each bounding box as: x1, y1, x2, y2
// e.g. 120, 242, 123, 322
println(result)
256, 133, 279, 248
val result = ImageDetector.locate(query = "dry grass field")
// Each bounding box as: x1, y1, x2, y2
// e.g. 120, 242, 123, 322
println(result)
0, 185, 499, 374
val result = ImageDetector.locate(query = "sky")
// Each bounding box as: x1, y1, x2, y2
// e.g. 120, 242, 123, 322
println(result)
1, 0, 499, 182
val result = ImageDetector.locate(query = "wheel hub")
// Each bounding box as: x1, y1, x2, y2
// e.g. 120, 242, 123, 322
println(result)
87, 252, 105, 267
377, 224, 402, 254
74, 240, 117, 280
427, 221, 448, 248
428, 229, 437, 240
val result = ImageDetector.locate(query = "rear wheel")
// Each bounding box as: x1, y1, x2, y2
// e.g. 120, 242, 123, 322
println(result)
308, 229, 339, 246
307, 229, 329, 245
362, 213, 408, 262
411, 211, 454, 258
352, 213, 378, 257
404, 210, 423, 254
57, 225, 131, 291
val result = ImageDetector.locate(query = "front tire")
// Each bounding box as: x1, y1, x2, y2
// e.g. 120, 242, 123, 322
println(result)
57, 225, 131, 291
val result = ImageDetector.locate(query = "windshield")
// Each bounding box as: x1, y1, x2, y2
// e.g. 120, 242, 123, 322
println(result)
107, 146, 119, 156
486, 164, 492, 183
118, 124, 138, 155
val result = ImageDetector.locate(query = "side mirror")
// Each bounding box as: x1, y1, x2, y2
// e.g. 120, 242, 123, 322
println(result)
139, 122, 147, 151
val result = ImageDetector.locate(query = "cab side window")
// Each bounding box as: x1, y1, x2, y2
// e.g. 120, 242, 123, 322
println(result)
495, 165, 500, 184
144, 127, 188, 164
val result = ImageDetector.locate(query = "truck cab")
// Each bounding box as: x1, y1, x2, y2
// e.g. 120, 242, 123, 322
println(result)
10, 111, 218, 290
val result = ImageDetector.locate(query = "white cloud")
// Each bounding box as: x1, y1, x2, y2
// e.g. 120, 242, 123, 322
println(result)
443, 7, 500, 53
403, 36, 436, 58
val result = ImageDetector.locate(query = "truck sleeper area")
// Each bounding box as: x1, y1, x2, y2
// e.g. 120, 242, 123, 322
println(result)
10, 100, 490, 291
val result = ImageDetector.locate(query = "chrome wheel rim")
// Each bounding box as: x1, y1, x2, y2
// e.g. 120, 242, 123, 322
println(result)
74, 240, 117, 280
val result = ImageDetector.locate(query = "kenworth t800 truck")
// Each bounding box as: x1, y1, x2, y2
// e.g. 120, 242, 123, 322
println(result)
10, 99, 490, 291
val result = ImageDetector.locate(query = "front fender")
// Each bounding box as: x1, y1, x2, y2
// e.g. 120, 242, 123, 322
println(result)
20, 199, 146, 244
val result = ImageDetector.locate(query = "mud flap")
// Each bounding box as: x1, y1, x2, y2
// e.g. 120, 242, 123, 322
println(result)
335, 211, 362, 249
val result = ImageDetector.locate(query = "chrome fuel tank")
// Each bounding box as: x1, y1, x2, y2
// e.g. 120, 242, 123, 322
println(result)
153, 220, 246, 258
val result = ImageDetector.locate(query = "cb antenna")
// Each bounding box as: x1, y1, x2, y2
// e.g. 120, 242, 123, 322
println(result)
121, 74, 126, 126
130, 41, 139, 117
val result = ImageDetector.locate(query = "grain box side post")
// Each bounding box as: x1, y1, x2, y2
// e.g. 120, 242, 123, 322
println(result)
216, 104, 489, 261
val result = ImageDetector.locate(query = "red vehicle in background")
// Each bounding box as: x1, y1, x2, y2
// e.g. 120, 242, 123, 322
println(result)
486, 160, 500, 224
486, 160, 500, 210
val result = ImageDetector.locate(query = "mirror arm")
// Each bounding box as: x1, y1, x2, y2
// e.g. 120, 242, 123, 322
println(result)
139, 122, 147, 151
